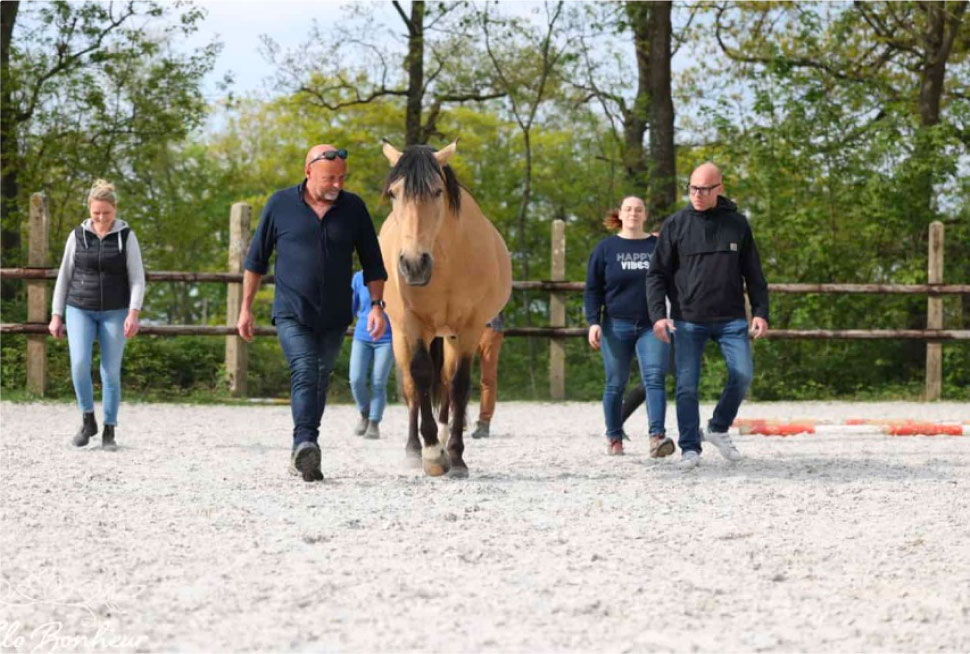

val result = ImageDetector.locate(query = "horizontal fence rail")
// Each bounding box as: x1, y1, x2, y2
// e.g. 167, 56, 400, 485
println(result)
3, 196, 964, 400
2, 323, 970, 341
2, 268, 969, 296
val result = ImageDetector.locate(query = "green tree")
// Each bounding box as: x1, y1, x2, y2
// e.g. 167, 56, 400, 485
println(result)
0, 0, 219, 311
263, 1, 504, 146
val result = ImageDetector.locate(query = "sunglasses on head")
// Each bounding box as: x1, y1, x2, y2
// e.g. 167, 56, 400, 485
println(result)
309, 149, 349, 165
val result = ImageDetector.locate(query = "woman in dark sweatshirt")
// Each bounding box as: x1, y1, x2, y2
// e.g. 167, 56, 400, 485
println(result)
48, 179, 146, 450
584, 196, 674, 458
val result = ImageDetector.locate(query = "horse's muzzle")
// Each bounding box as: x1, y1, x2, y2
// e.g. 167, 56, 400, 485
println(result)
398, 252, 433, 286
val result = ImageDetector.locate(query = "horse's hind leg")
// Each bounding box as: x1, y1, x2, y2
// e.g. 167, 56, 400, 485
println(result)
410, 339, 450, 477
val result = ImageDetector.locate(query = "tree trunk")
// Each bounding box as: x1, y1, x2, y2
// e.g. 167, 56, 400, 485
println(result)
904, 1, 966, 371
647, 1, 676, 217
518, 128, 538, 397
1, 1, 21, 301
403, 1, 425, 146
623, 2, 650, 186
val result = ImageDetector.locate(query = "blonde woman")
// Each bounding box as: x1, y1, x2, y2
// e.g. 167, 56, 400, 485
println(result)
49, 180, 146, 450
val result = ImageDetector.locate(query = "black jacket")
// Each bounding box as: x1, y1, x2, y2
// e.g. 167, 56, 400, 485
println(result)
66, 225, 131, 312
646, 196, 769, 324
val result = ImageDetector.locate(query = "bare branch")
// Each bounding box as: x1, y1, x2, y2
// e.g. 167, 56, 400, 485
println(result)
435, 90, 505, 103
18, 1, 138, 123
297, 80, 409, 112
714, 3, 880, 85
855, 2, 922, 57
570, 34, 626, 137
424, 2, 458, 31
392, 1, 416, 35
481, 5, 525, 130
671, 3, 699, 57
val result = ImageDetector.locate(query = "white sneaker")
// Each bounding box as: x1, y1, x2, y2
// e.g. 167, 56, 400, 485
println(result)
678, 450, 700, 469
705, 428, 742, 462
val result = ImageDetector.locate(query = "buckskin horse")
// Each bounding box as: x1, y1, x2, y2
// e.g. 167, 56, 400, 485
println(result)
378, 140, 512, 478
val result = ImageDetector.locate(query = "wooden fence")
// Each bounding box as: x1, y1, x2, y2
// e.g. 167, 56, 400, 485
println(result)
3, 194, 969, 400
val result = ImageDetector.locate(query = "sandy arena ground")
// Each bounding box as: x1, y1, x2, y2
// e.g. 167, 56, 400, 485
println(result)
1, 399, 969, 653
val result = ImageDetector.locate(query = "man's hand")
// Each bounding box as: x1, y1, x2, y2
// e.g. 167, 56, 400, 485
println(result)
237, 307, 254, 342
653, 319, 676, 343
750, 317, 769, 339
48, 315, 66, 339
123, 310, 140, 338
587, 325, 602, 350
367, 306, 387, 341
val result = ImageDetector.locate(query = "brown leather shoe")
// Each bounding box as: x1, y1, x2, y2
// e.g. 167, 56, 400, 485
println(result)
649, 434, 675, 458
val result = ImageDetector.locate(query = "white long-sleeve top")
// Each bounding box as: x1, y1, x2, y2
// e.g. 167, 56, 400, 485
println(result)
51, 218, 146, 317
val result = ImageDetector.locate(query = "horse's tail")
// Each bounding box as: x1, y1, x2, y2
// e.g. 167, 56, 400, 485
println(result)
429, 336, 445, 410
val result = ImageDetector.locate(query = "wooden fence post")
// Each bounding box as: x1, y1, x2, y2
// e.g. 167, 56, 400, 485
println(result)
26, 193, 50, 395
925, 221, 944, 401
549, 219, 566, 400
225, 203, 251, 397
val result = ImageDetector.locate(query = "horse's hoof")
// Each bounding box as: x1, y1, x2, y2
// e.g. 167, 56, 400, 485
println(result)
406, 453, 423, 469
421, 444, 451, 477
423, 459, 449, 477
447, 465, 469, 479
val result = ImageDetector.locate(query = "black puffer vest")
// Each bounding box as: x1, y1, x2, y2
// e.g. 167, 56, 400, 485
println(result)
66, 226, 131, 311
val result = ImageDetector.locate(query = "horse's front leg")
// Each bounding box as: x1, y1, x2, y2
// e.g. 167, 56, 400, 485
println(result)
433, 337, 452, 449
444, 331, 478, 478
392, 328, 422, 467
411, 338, 450, 477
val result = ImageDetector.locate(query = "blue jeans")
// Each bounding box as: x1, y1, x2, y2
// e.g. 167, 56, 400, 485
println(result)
349, 338, 394, 422
673, 318, 754, 454
600, 318, 670, 440
276, 318, 346, 448
65, 306, 128, 425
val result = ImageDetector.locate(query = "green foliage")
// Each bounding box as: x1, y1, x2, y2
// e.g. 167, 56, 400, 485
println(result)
2, 2, 967, 404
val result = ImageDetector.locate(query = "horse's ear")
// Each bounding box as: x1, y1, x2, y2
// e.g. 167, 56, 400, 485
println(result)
382, 140, 402, 167
434, 140, 458, 167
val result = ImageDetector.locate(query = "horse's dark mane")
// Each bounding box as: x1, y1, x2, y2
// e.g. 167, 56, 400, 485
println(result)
382, 145, 462, 214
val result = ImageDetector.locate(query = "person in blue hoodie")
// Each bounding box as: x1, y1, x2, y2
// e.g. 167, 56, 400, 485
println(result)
584, 195, 675, 458
48, 179, 146, 451
349, 270, 393, 439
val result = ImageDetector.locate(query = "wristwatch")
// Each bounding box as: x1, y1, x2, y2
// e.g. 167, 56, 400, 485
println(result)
371, 299, 386, 310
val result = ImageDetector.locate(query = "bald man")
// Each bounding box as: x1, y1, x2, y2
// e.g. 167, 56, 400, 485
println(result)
645, 163, 769, 469
238, 144, 388, 482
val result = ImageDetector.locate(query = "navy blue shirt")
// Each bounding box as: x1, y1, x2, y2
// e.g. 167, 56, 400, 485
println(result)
584, 234, 658, 326
244, 182, 388, 331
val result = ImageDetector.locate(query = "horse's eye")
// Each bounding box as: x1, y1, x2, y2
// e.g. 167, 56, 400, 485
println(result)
388, 191, 396, 200
434, 189, 443, 197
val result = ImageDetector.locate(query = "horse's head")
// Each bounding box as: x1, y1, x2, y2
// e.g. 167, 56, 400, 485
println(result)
382, 140, 461, 287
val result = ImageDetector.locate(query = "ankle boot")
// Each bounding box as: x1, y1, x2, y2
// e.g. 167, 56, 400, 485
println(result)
101, 425, 118, 451
364, 420, 380, 439
471, 420, 490, 439
73, 412, 98, 447
354, 411, 368, 436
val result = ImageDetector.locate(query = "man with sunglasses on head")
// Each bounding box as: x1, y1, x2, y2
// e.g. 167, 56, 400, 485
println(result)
646, 162, 769, 469
237, 144, 388, 482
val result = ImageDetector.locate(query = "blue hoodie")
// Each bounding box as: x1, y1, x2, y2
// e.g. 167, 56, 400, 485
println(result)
351, 271, 392, 343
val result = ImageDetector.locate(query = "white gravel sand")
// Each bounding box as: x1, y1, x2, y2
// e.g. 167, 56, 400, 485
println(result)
2, 399, 969, 652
